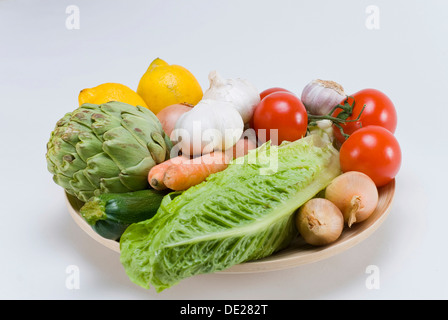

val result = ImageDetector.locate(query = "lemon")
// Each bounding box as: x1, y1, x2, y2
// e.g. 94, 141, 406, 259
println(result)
78, 83, 149, 109
137, 58, 203, 114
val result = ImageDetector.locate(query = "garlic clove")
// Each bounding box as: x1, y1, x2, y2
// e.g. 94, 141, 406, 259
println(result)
301, 79, 346, 116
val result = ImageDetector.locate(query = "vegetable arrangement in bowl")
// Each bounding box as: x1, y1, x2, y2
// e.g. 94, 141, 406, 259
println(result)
46, 57, 401, 292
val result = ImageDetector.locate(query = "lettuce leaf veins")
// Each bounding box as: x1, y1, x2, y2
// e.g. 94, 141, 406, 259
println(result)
120, 134, 341, 292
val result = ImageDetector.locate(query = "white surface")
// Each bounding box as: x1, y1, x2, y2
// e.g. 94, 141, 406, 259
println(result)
0, 0, 447, 299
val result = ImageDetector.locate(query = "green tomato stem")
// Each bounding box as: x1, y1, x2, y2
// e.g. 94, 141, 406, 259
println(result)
307, 96, 366, 139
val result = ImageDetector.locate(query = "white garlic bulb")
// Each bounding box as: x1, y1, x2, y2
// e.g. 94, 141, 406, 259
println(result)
172, 99, 244, 156
203, 71, 260, 123
301, 79, 346, 115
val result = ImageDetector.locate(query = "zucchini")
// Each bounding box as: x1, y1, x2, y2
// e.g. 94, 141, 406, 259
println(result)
80, 189, 168, 241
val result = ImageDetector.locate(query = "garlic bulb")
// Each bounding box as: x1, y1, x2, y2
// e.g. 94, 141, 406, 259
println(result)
203, 71, 260, 123
301, 79, 346, 115
172, 99, 244, 156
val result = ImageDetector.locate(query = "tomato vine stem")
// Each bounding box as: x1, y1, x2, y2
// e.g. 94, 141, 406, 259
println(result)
307, 96, 366, 139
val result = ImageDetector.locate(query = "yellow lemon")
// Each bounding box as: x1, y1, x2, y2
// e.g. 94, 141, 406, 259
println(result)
78, 83, 149, 109
137, 58, 203, 114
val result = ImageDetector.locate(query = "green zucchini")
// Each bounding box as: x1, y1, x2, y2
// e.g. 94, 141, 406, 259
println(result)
80, 189, 168, 241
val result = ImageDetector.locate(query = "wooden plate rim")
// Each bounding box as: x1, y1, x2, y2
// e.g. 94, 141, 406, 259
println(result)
66, 179, 395, 274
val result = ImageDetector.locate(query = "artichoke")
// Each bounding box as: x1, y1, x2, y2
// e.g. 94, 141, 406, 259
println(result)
46, 101, 172, 202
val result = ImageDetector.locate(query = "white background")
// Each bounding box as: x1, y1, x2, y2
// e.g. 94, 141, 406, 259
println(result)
1, 0, 447, 299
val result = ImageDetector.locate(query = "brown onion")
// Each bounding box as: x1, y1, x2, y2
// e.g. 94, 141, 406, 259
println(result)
325, 171, 379, 227
296, 198, 344, 246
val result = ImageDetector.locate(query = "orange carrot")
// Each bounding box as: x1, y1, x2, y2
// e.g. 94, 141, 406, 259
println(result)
148, 137, 258, 191
148, 152, 230, 191
148, 156, 191, 190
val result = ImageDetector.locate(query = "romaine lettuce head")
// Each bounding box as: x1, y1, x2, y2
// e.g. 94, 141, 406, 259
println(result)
120, 134, 341, 292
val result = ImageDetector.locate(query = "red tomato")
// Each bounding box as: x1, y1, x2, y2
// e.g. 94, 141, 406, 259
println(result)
339, 125, 402, 187
253, 92, 308, 145
333, 88, 397, 143
259, 87, 292, 100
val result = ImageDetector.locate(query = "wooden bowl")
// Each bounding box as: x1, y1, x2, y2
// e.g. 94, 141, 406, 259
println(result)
66, 179, 395, 274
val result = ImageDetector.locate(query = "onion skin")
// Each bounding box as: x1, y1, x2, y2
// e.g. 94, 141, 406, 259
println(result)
296, 198, 344, 246
156, 103, 193, 138
325, 171, 379, 227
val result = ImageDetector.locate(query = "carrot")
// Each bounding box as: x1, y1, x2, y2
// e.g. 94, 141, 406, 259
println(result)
148, 152, 230, 191
148, 156, 191, 190
148, 137, 258, 191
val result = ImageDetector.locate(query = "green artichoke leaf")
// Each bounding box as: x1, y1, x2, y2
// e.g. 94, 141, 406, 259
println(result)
119, 134, 341, 292
47, 148, 85, 178
120, 114, 158, 146
135, 105, 165, 130
70, 170, 97, 200
102, 126, 151, 169
119, 156, 157, 191
46, 101, 172, 202
98, 176, 132, 195
71, 104, 103, 130
46, 133, 79, 174
52, 173, 76, 196
90, 112, 122, 137
148, 132, 170, 164
101, 101, 148, 119
84, 152, 122, 186
75, 131, 103, 162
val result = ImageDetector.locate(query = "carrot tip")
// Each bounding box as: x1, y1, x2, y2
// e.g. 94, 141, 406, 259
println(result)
150, 178, 166, 190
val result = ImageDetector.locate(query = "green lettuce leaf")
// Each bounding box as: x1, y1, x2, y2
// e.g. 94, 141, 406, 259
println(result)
119, 134, 341, 292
